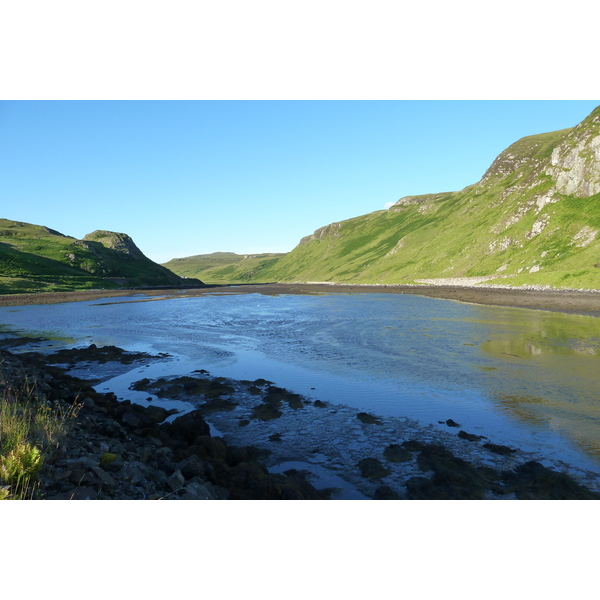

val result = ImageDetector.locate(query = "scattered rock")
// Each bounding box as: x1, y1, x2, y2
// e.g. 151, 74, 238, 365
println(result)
458, 430, 484, 442
121, 411, 142, 428
357, 412, 382, 425
91, 466, 117, 490
484, 442, 517, 456
199, 397, 238, 414
358, 457, 391, 479
373, 485, 402, 500
502, 461, 600, 500
178, 455, 206, 480
145, 405, 169, 423
383, 444, 412, 463
407, 443, 500, 500
251, 402, 283, 421
446, 419, 461, 428
401, 440, 426, 452
5, 339, 600, 502
166, 410, 211, 443
101, 453, 124, 472
167, 470, 185, 492
183, 481, 217, 500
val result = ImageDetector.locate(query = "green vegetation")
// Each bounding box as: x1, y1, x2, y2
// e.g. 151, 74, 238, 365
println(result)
0, 220, 196, 294
5, 107, 600, 292
162, 252, 286, 284
0, 380, 79, 499
252, 106, 600, 290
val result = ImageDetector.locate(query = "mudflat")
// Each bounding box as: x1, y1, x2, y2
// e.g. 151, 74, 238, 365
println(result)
2, 283, 600, 316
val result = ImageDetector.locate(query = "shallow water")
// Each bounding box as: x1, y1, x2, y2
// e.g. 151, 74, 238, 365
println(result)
2, 291, 600, 474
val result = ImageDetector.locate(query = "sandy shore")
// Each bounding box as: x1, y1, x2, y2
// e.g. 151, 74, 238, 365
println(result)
2, 282, 600, 316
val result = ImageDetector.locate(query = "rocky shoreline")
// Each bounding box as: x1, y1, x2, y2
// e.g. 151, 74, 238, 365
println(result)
2, 337, 600, 500
0, 345, 329, 500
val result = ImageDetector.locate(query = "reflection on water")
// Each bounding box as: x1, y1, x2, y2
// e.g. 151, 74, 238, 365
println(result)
479, 310, 600, 358
1, 292, 600, 472
471, 309, 600, 459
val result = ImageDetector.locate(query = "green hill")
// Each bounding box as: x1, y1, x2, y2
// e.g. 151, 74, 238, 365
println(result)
257, 105, 600, 290
0, 221, 202, 294
162, 252, 286, 284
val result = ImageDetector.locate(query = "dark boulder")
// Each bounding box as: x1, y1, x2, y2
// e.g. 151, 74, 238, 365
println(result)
407, 443, 499, 500
383, 444, 412, 463
357, 412, 382, 425
166, 410, 211, 443
502, 461, 600, 500
458, 430, 484, 442
484, 442, 516, 456
401, 440, 426, 452
358, 457, 391, 479
144, 405, 169, 424
374, 485, 402, 500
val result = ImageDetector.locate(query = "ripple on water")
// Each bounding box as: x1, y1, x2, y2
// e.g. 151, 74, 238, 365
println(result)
2, 292, 600, 479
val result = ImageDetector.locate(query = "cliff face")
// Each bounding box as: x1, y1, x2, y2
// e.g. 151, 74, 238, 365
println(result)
545, 107, 600, 197
259, 105, 600, 290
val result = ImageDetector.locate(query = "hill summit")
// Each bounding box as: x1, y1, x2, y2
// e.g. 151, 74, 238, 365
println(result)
0, 219, 202, 294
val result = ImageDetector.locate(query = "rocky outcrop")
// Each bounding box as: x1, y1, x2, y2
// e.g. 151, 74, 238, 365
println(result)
83, 230, 146, 259
390, 193, 446, 211
299, 222, 342, 245
545, 107, 600, 197
479, 107, 600, 199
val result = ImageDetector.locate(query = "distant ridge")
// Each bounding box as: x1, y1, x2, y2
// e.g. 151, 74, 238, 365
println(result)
162, 252, 286, 284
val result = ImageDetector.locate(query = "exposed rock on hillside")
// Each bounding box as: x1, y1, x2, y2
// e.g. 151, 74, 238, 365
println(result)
83, 230, 146, 259
299, 222, 342, 245
256, 105, 600, 290
0, 219, 203, 293
545, 108, 600, 197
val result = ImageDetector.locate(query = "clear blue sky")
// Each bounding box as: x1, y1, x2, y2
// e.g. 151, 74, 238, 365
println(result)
1, 101, 598, 264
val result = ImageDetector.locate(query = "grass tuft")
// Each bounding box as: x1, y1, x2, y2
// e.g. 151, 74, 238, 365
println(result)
0, 376, 80, 499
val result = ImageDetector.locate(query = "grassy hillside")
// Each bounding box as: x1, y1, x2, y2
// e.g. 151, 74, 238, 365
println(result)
0, 220, 200, 294
163, 252, 286, 284
258, 106, 600, 290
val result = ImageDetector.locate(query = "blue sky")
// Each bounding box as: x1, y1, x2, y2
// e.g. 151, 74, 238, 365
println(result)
1, 101, 598, 263
2, 0, 597, 580
1, 100, 599, 263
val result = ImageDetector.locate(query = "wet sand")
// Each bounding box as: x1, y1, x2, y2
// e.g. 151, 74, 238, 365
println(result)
2, 283, 600, 316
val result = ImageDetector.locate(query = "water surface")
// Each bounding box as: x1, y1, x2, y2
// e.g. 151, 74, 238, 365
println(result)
2, 291, 600, 473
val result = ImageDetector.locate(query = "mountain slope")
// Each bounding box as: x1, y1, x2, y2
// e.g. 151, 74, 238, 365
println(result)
162, 252, 286, 284
259, 106, 600, 290
0, 220, 202, 294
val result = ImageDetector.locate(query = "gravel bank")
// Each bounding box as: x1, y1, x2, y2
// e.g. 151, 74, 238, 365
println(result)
3, 282, 600, 316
